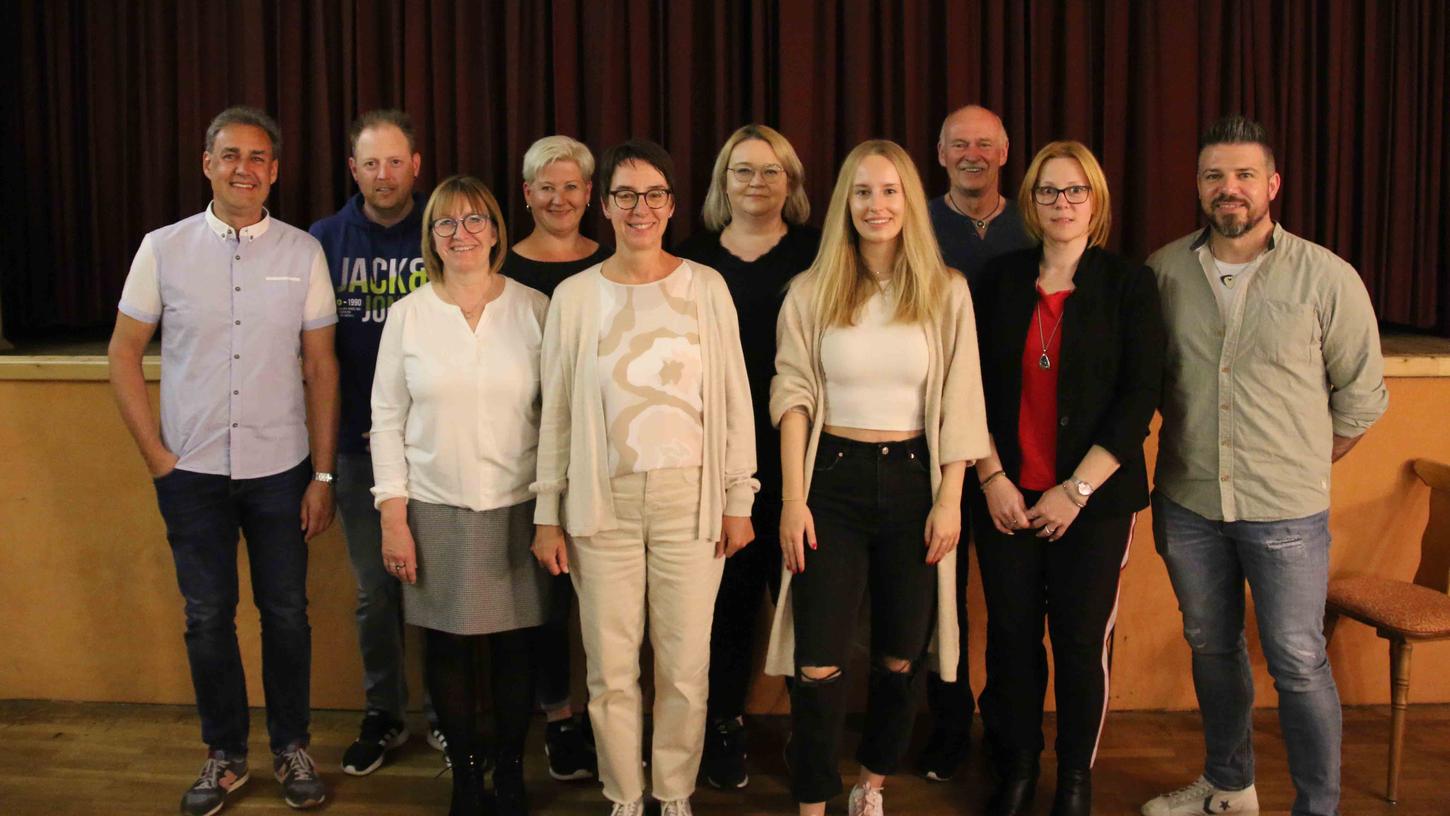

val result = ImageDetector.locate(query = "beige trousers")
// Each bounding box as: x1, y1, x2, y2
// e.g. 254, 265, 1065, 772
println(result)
569, 466, 725, 804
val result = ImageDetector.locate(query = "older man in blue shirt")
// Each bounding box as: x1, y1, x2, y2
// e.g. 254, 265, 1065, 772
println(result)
108, 106, 339, 816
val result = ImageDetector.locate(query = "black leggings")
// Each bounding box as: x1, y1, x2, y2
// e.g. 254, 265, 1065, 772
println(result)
424, 626, 536, 763
789, 433, 937, 803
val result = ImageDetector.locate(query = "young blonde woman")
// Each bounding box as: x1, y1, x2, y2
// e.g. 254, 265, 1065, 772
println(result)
765, 140, 989, 816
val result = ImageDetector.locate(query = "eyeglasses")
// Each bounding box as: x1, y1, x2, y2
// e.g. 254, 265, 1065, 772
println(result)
609, 188, 673, 210
1033, 185, 1092, 205
431, 213, 492, 237
728, 164, 785, 184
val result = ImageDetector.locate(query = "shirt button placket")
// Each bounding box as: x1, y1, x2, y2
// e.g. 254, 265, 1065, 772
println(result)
230, 238, 243, 451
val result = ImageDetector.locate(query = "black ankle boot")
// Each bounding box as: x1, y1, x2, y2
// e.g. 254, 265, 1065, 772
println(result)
1051, 768, 1092, 816
987, 750, 1040, 816
447, 751, 494, 816
492, 754, 529, 816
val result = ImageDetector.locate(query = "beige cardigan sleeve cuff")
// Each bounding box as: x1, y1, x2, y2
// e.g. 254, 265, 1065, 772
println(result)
770, 280, 817, 428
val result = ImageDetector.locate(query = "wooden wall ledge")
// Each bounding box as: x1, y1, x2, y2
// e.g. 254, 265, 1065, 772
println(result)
1, 335, 1447, 381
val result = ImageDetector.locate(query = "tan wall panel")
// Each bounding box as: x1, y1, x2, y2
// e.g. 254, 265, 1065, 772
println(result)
3, 377, 1450, 713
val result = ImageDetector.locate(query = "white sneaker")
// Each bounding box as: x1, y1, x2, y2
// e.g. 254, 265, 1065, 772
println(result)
609, 798, 645, 816
1141, 775, 1259, 815
847, 781, 885, 816
659, 799, 693, 816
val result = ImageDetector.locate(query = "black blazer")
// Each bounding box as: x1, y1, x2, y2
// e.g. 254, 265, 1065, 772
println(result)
973, 246, 1165, 516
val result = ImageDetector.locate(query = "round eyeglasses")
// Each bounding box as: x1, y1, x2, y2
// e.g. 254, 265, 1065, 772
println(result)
1033, 185, 1092, 205
609, 188, 673, 210
728, 165, 785, 184
431, 213, 493, 237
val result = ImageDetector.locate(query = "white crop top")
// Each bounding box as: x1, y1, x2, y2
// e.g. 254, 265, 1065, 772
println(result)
820, 285, 928, 431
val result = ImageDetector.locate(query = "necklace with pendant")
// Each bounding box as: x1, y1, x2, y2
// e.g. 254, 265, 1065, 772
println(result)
1035, 300, 1066, 369
948, 189, 1003, 232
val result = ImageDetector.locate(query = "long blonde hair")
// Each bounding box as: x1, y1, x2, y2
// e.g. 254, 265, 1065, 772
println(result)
807, 139, 946, 327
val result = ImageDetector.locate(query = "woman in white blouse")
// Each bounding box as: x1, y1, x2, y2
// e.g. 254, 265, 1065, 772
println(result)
371, 175, 550, 816
529, 139, 758, 816
766, 140, 989, 816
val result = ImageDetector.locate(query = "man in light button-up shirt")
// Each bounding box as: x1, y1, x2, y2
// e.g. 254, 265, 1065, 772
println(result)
1141, 116, 1387, 816
107, 106, 338, 816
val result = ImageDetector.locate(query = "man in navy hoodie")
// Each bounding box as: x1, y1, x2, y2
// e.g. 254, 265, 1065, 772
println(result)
308, 109, 438, 776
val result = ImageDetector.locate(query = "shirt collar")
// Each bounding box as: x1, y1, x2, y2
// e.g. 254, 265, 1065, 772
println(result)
204, 202, 272, 241
1189, 220, 1282, 253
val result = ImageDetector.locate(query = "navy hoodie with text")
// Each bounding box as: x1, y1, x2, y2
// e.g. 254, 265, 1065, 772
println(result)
308, 193, 427, 456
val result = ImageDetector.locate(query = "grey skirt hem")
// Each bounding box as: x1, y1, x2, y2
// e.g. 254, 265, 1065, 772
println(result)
403, 498, 551, 636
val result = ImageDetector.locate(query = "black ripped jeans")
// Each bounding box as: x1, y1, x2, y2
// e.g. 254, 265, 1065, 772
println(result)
789, 433, 938, 803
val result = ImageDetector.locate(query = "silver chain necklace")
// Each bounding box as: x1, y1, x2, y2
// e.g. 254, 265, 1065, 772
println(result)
1035, 301, 1067, 369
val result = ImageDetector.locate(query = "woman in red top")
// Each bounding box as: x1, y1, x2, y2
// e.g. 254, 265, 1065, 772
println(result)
969, 141, 1164, 816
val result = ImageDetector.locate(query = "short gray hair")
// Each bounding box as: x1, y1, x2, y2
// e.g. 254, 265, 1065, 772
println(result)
205, 106, 282, 156
522, 135, 595, 183
1199, 114, 1275, 170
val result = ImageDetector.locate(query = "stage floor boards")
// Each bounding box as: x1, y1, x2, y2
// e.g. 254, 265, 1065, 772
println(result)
2, 701, 1446, 814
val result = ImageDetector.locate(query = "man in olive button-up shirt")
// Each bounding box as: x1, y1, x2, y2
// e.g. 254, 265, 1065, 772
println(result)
1141, 116, 1386, 816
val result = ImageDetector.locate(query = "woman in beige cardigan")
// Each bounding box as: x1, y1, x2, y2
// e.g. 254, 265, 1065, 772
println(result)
529, 139, 758, 816
767, 139, 989, 816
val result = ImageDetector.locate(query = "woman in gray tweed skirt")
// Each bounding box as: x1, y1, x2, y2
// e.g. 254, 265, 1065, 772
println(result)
370, 175, 552, 816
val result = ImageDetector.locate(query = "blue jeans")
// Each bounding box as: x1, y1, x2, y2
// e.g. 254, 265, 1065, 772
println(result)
155, 458, 313, 755
336, 452, 433, 724
1153, 493, 1340, 816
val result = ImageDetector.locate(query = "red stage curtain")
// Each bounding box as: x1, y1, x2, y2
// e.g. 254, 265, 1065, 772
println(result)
2, 0, 1446, 337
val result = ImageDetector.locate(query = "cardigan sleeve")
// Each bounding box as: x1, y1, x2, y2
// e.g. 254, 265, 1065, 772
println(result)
530, 288, 574, 525
769, 277, 817, 428
937, 275, 991, 465
369, 299, 412, 508
711, 275, 761, 516
1090, 264, 1166, 465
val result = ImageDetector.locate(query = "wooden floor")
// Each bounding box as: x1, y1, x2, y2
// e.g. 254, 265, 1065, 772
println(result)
2, 701, 1447, 815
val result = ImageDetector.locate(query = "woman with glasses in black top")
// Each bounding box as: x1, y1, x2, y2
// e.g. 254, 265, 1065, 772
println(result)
675, 124, 819, 792
970, 141, 1164, 816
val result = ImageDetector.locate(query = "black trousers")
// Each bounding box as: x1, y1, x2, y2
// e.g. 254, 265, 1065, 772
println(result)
530, 573, 576, 711
973, 490, 1133, 771
707, 501, 782, 723
789, 433, 937, 803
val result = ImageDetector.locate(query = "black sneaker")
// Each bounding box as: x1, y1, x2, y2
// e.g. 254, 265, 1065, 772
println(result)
701, 717, 748, 789
544, 715, 597, 781
180, 750, 249, 816
272, 743, 326, 809
918, 724, 971, 782
341, 711, 410, 776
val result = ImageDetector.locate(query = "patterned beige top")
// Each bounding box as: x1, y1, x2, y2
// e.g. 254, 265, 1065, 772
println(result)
596, 262, 705, 476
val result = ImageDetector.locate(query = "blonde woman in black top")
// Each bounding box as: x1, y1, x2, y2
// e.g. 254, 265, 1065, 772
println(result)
675, 124, 819, 790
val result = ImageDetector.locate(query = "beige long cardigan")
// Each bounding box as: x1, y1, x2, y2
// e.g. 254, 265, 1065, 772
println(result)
531, 260, 759, 540
764, 271, 990, 682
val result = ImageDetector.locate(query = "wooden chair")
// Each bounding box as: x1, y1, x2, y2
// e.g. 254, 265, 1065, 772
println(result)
1324, 458, 1450, 804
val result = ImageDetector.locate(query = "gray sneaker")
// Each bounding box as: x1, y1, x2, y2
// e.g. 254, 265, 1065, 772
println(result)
180, 751, 249, 816
272, 744, 326, 809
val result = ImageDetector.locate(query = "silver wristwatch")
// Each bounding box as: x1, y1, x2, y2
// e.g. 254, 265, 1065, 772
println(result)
1063, 477, 1093, 507
312, 471, 336, 485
